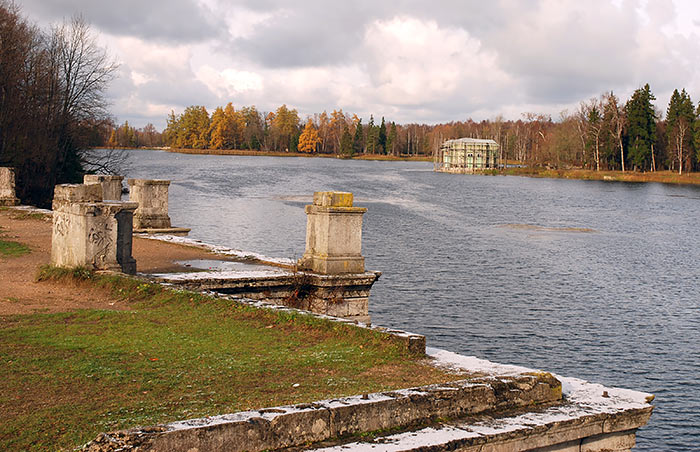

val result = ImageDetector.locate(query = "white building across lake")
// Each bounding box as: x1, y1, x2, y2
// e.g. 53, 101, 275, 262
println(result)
435, 138, 499, 173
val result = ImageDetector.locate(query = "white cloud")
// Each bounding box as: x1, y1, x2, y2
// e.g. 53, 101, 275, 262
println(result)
196, 66, 264, 98
363, 17, 512, 107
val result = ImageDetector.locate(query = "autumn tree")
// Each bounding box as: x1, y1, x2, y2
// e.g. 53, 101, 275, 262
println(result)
388, 122, 397, 156
298, 119, 321, 153
582, 98, 604, 171
328, 109, 347, 154
270, 104, 299, 152
240, 106, 264, 150
604, 92, 627, 171
209, 103, 245, 150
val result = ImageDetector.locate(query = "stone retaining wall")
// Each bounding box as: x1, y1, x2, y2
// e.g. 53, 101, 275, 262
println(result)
83, 373, 563, 452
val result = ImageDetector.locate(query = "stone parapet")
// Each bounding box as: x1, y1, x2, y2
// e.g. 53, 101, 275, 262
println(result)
84, 174, 124, 201
51, 184, 138, 274
298, 191, 366, 274
151, 270, 381, 324
0, 167, 20, 206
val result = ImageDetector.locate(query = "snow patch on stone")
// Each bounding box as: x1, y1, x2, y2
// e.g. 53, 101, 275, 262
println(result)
136, 234, 296, 266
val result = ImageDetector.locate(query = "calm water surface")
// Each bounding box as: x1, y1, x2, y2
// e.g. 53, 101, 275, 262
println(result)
123, 150, 700, 451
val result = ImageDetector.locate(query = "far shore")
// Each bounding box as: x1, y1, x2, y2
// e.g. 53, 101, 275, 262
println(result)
502, 167, 700, 187
102, 147, 700, 187
161, 147, 432, 161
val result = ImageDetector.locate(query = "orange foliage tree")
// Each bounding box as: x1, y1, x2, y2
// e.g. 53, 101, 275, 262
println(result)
298, 119, 321, 153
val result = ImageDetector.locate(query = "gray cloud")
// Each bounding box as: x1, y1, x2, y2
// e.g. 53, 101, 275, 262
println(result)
18, 0, 223, 43
16, 0, 700, 128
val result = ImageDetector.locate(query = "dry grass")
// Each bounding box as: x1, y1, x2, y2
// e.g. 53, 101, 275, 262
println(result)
504, 167, 700, 186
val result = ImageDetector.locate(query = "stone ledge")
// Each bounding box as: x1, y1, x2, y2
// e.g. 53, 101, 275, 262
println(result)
133, 227, 191, 236
82, 372, 562, 452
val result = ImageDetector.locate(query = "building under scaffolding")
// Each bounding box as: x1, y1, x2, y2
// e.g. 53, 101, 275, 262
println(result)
434, 138, 499, 173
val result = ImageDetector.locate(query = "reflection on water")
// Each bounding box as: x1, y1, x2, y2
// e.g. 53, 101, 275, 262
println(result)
122, 149, 700, 451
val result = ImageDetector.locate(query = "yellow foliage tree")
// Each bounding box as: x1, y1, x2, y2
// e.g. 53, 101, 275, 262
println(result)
209, 102, 245, 149
298, 119, 321, 153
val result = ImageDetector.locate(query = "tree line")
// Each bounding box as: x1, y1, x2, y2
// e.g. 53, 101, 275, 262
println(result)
0, 3, 119, 207
141, 84, 700, 173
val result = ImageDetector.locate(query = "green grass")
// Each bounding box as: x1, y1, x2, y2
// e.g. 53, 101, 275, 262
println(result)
2, 268, 453, 451
0, 238, 30, 257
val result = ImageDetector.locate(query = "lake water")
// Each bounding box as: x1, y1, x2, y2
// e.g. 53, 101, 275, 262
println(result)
122, 149, 700, 450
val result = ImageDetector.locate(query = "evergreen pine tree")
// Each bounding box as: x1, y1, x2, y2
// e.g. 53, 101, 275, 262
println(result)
694, 103, 700, 170
666, 88, 695, 172
378, 117, 387, 154
626, 84, 656, 171
366, 115, 378, 154
340, 123, 353, 156
353, 119, 363, 154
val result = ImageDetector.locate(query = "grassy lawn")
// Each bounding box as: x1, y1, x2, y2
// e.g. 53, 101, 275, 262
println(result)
0, 268, 455, 451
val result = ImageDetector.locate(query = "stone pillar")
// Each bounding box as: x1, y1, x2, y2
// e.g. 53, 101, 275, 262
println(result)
0, 167, 20, 206
84, 174, 124, 201
298, 191, 367, 274
51, 184, 138, 274
128, 179, 171, 230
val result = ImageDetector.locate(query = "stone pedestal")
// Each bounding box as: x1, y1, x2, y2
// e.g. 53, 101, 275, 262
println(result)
298, 192, 366, 274
0, 167, 20, 206
84, 174, 124, 201
51, 184, 138, 274
128, 179, 172, 230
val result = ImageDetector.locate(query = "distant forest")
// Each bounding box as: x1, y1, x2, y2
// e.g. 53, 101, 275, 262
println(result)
105, 84, 700, 173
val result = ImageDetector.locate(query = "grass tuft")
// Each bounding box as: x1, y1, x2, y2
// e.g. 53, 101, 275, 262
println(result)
0, 239, 30, 257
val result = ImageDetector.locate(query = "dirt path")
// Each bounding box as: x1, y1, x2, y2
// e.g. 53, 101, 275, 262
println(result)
0, 209, 225, 315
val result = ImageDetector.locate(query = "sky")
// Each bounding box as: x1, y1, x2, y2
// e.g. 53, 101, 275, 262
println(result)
16, 0, 700, 130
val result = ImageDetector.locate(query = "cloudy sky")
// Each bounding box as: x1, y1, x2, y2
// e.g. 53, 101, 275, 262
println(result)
17, 0, 700, 130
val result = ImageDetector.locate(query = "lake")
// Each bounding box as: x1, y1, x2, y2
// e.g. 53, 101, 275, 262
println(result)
122, 149, 700, 451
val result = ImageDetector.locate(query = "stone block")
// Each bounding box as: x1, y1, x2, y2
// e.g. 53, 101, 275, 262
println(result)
0, 167, 20, 206
581, 431, 636, 451
326, 300, 349, 317
128, 178, 172, 229
313, 191, 354, 207
84, 174, 124, 201
52, 183, 103, 210
346, 298, 368, 316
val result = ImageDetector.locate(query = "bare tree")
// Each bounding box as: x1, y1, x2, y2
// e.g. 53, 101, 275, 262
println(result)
604, 92, 626, 172
0, 4, 120, 206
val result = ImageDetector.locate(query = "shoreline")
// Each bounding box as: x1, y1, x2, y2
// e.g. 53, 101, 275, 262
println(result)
100, 147, 700, 186
501, 167, 700, 186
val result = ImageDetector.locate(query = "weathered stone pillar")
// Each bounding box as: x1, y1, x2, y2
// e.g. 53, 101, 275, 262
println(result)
128, 179, 171, 230
51, 184, 138, 274
0, 167, 20, 206
84, 174, 124, 201
298, 191, 366, 274
126, 178, 189, 235
128, 179, 170, 229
